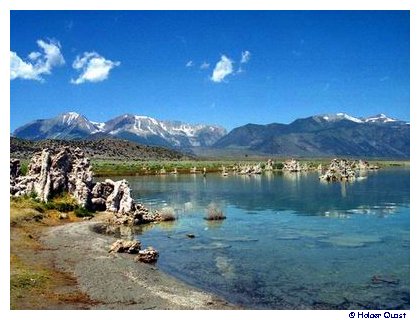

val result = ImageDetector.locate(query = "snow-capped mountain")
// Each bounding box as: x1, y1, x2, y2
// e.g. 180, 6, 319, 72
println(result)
214, 112, 409, 158
99, 114, 226, 148
13, 111, 409, 158
13, 112, 100, 140
13, 112, 227, 149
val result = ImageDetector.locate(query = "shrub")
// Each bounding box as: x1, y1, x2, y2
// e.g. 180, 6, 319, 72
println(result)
29, 191, 38, 200
54, 202, 76, 213
43, 202, 57, 210
44, 193, 78, 212
19, 161, 29, 176
205, 204, 226, 221
74, 207, 94, 218
273, 162, 284, 170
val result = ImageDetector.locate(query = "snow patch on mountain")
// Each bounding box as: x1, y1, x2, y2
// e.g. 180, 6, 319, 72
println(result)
336, 113, 363, 123
316, 112, 403, 124
363, 114, 397, 123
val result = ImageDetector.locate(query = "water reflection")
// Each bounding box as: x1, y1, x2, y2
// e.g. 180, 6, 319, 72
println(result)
120, 169, 410, 309
205, 220, 225, 229
125, 169, 409, 218
341, 182, 347, 198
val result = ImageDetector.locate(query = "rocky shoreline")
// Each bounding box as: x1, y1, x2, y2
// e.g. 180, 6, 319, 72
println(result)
10, 146, 236, 309
39, 214, 235, 310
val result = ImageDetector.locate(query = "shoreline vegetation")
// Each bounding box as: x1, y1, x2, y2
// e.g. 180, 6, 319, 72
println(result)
16, 158, 410, 179
10, 196, 97, 309
90, 159, 409, 177
10, 148, 409, 309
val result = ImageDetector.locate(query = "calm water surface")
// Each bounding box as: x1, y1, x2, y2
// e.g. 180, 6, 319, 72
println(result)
114, 169, 409, 309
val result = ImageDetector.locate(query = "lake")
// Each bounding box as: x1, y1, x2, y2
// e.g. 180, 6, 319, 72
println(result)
117, 169, 410, 309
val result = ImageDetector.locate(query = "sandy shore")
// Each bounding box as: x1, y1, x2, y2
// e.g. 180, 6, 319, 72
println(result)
40, 217, 235, 310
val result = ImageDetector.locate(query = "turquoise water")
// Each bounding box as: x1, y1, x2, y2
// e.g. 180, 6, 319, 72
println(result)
123, 169, 409, 309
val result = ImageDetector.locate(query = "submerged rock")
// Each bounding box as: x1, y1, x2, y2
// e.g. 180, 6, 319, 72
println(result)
371, 275, 400, 285
320, 234, 382, 248
215, 256, 235, 279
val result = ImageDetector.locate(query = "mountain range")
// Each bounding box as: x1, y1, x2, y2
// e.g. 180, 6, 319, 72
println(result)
12, 112, 410, 159
13, 112, 227, 149
214, 113, 409, 158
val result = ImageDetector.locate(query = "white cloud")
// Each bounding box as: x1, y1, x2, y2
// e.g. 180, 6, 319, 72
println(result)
200, 61, 210, 69
186, 60, 194, 67
10, 39, 65, 81
211, 55, 233, 83
28, 51, 42, 61
240, 50, 251, 64
71, 52, 120, 84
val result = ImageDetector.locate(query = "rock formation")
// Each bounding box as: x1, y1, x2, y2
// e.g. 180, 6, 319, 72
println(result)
135, 247, 159, 263
109, 239, 141, 254
108, 239, 159, 263
89, 178, 167, 225
10, 147, 166, 226
319, 158, 380, 182
265, 159, 274, 171
10, 147, 93, 206
319, 159, 356, 182
10, 158, 21, 179
233, 162, 263, 175
283, 159, 302, 172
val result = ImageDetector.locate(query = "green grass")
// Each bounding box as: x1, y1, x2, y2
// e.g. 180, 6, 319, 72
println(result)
19, 159, 30, 176
91, 158, 409, 177
92, 159, 256, 176
74, 207, 95, 218
11, 268, 49, 289
10, 192, 94, 225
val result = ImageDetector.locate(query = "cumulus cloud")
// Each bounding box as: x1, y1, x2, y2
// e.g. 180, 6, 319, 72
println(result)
185, 60, 194, 67
211, 55, 233, 83
10, 39, 65, 81
200, 61, 210, 69
71, 52, 120, 84
240, 50, 251, 64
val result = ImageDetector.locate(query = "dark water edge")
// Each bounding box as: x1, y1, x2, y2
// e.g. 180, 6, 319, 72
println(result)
105, 169, 410, 310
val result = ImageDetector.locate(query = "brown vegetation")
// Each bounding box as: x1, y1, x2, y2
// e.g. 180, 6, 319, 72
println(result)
205, 204, 226, 221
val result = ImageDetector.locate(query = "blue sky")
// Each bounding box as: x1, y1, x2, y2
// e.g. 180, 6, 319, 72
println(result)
10, 10, 409, 131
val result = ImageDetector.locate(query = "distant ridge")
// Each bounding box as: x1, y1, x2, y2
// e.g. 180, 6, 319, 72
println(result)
10, 137, 193, 161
